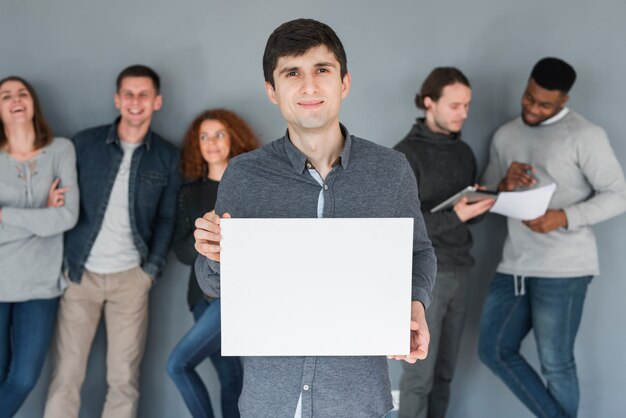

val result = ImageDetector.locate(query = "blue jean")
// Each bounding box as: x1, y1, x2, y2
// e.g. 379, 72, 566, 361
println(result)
0, 298, 59, 418
478, 273, 592, 418
167, 298, 243, 418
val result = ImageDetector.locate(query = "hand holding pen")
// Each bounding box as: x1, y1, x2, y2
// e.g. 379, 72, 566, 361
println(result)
498, 162, 536, 191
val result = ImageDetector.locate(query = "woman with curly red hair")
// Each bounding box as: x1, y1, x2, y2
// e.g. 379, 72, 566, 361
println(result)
168, 109, 258, 418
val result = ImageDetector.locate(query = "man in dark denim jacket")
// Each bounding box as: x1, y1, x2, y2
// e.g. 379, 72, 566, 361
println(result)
44, 65, 181, 418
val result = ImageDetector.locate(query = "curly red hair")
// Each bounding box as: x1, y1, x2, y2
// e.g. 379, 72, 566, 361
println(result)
180, 109, 259, 180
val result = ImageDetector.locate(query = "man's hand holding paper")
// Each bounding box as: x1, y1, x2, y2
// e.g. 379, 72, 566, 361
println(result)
523, 209, 568, 233
194, 211, 229, 261
489, 162, 559, 221
388, 301, 430, 364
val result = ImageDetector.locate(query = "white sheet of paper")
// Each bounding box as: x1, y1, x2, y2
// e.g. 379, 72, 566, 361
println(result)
220, 218, 414, 356
490, 183, 557, 220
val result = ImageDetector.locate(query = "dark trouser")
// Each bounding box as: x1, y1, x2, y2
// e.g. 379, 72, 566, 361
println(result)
0, 298, 59, 418
399, 267, 468, 418
167, 298, 243, 418
478, 273, 592, 418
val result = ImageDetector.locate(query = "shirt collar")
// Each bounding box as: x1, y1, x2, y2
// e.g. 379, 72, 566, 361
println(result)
105, 117, 153, 151
540, 107, 569, 126
283, 123, 352, 174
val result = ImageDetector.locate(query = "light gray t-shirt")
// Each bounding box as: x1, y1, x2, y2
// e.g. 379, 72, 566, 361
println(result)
85, 140, 141, 274
0, 137, 79, 301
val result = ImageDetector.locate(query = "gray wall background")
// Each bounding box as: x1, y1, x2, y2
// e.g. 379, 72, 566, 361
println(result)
3, 0, 625, 417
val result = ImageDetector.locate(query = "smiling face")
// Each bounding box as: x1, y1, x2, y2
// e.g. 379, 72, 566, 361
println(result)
264, 45, 350, 134
424, 82, 471, 135
521, 78, 569, 126
0, 80, 35, 126
198, 119, 231, 167
114, 76, 162, 130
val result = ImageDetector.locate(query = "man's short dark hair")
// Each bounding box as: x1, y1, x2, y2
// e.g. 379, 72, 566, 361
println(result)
415, 67, 470, 110
530, 57, 576, 93
116, 64, 160, 94
263, 19, 348, 88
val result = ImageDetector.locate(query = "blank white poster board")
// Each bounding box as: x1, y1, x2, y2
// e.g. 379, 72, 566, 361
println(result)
220, 218, 414, 356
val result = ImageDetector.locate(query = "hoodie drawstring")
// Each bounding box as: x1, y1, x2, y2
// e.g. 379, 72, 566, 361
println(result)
513, 274, 526, 296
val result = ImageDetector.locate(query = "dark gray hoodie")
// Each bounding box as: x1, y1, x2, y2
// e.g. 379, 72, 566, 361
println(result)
394, 118, 478, 269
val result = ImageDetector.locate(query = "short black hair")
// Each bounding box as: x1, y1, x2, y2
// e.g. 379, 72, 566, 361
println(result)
116, 64, 161, 94
415, 67, 470, 110
263, 18, 348, 88
530, 57, 576, 93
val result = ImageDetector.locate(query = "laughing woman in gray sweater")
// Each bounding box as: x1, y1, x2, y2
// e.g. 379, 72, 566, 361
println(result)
0, 76, 78, 417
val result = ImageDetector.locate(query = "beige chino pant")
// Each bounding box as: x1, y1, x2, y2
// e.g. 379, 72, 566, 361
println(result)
44, 267, 152, 418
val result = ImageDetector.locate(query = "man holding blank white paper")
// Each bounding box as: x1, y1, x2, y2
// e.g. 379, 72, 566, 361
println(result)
194, 19, 436, 418
479, 57, 626, 418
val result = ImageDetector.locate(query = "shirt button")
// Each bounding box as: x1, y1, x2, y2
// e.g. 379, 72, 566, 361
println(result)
323, 184, 328, 190
303, 384, 310, 391
306, 163, 312, 169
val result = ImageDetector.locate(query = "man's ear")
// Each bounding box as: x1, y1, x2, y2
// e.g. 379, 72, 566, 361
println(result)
265, 81, 278, 105
423, 96, 433, 110
341, 72, 351, 99
154, 94, 163, 111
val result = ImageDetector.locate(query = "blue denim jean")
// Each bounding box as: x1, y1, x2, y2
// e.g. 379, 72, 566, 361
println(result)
0, 297, 59, 418
167, 298, 243, 418
478, 273, 592, 418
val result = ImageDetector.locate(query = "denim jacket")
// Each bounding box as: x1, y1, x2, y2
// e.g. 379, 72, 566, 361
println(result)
64, 118, 181, 283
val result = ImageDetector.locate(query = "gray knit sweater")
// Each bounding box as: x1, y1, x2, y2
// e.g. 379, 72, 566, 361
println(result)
1, 137, 79, 301
482, 110, 626, 277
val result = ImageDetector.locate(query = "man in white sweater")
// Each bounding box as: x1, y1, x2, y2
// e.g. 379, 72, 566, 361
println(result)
479, 57, 626, 418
